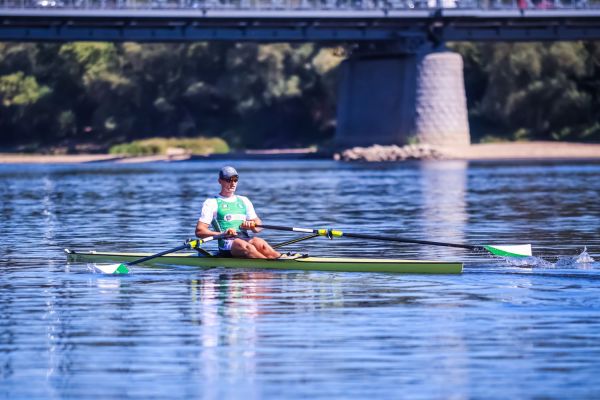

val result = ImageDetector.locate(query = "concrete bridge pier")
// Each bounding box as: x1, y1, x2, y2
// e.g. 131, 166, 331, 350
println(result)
335, 43, 470, 149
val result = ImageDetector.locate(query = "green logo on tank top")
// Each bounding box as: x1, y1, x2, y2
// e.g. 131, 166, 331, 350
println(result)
212, 196, 247, 248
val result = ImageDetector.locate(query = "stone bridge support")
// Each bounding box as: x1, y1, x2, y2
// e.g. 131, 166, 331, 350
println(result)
335, 43, 470, 149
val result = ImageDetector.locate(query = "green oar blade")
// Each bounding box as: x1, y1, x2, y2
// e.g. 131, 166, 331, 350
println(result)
94, 263, 130, 275
483, 244, 532, 258
114, 264, 130, 274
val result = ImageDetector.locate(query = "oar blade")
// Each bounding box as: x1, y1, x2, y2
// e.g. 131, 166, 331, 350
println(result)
484, 244, 532, 258
94, 263, 130, 275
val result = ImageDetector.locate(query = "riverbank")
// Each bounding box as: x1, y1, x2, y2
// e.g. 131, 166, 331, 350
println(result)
448, 142, 600, 160
1, 142, 600, 163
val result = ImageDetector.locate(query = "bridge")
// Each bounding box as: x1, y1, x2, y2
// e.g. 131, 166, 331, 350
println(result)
1, 1, 599, 42
2, 1, 600, 148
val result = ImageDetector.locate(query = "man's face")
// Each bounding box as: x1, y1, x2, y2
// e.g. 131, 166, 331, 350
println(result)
219, 176, 238, 193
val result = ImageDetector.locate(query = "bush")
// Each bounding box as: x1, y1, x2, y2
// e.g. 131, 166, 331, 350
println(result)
109, 136, 229, 156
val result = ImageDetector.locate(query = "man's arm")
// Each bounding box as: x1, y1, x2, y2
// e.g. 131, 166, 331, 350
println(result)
196, 198, 230, 238
195, 221, 223, 238
196, 221, 238, 238
239, 196, 262, 232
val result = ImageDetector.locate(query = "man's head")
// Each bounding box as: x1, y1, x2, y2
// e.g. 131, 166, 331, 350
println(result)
219, 166, 238, 181
218, 166, 239, 196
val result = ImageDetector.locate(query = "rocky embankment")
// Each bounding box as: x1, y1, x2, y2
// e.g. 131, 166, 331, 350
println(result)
333, 142, 600, 162
334, 144, 447, 162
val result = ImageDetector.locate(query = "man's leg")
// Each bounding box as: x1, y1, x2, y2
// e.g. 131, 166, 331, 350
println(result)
230, 238, 268, 259
248, 237, 281, 259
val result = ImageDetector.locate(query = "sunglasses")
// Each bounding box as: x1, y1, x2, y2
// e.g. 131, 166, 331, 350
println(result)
222, 176, 239, 183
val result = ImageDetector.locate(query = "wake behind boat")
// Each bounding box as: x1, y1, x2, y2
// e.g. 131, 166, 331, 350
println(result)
64, 249, 464, 274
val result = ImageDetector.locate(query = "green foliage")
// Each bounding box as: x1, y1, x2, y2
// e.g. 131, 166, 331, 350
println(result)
450, 41, 600, 142
58, 42, 128, 92
57, 110, 77, 138
0, 41, 339, 150
0, 71, 50, 106
109, 136, 229, 156
1, 41, 599, 150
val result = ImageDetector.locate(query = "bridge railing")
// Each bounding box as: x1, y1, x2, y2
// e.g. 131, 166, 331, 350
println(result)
0, 0, 597, 9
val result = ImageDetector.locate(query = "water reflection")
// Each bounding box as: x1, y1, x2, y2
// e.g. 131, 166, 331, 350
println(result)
419, 161, 467, 260
182, 270, 477, 397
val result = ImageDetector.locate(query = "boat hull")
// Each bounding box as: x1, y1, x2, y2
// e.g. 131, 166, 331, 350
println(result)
65, 250, 463, 274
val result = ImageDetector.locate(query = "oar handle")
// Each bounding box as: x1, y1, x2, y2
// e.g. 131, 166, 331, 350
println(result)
187, 233, 234, 249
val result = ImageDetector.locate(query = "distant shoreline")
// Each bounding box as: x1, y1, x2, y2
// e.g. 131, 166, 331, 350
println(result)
1, 142, 600, 164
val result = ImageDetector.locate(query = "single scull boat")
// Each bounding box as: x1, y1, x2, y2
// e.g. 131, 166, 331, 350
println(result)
64, 249, 463, 274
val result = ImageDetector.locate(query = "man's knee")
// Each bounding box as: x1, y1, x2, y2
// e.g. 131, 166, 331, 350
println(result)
249, 237, 266, 248
234, 239, 251, 250
232, 239, 257, 254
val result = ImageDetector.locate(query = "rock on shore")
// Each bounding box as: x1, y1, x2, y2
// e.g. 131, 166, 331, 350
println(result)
334, 144, 447, 162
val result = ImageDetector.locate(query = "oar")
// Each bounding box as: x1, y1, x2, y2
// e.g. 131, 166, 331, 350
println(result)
257, 224, 532, 257
94, 234, 232, 275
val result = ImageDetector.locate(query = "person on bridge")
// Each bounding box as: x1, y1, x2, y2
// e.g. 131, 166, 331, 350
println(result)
195, 166, 282, 259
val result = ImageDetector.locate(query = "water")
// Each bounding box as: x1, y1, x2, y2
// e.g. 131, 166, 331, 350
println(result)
1, 160, 599, 399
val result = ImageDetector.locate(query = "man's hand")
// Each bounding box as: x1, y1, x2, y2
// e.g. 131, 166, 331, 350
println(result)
240, 220, 258, 232
224, 228, 237, 237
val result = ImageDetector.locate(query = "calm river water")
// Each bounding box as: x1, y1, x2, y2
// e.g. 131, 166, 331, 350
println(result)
1, 160, 599, 399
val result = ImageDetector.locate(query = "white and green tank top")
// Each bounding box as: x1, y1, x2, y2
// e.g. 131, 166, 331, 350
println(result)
198, 195, 258, 250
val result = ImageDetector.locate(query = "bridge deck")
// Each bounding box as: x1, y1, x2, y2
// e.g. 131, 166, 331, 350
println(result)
1, 0, 600, 41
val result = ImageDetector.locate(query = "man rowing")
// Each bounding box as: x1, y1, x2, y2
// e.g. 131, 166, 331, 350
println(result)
195, 166, 282, 259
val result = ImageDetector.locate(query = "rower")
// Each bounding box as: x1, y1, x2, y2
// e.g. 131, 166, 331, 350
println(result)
194, 166, 282, 259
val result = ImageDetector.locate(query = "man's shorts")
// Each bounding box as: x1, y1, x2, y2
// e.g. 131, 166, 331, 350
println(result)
217, 249, 233, 258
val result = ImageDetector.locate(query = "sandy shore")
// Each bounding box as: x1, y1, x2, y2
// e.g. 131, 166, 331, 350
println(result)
446, 142, 600, 160
1, 142, 600, 163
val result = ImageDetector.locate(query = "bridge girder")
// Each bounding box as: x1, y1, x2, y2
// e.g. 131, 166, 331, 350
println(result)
1, 9, 600, 42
